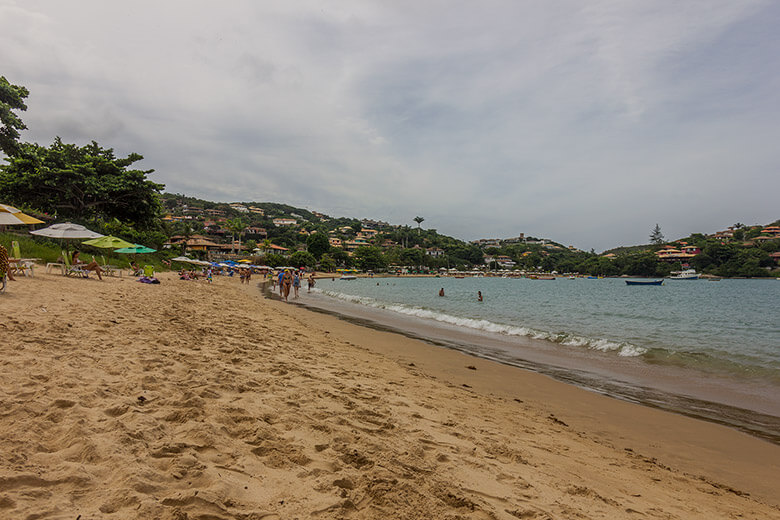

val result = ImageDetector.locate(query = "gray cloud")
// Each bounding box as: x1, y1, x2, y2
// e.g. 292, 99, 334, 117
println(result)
2, 0, 778, 251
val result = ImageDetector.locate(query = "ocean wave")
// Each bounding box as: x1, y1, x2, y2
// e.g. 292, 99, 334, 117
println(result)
315, 288, 647, 358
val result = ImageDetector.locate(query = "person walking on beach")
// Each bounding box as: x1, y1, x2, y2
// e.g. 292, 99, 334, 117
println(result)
307, 274, 315, 293
281, 269, 293, 301
277, 270, 284, 294
293, 272, 301, 298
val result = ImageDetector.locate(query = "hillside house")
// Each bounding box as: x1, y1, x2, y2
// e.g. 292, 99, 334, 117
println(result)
273, 218, 297, 226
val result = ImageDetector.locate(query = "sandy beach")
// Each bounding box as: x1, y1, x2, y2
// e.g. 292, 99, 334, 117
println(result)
1, 272, 779, 519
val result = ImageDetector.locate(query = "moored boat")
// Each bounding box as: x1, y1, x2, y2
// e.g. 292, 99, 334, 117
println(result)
668, 269, 700, 280
625, 279, 663, 286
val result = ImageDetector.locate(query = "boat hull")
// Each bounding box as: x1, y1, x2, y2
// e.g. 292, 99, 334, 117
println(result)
625, 280, 663, 286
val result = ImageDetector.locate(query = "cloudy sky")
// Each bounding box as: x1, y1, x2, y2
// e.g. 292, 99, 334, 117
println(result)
2, 1, 778, 251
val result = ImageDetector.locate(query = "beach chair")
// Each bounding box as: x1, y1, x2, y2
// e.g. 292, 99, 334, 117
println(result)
63, 252, 89, 278
143, 265, 155, 277
99, 255, 122, 277
46, 250, 67, 275
11, 241, 34, 277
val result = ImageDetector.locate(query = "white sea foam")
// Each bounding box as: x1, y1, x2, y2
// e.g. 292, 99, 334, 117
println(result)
316, 289, 647, 357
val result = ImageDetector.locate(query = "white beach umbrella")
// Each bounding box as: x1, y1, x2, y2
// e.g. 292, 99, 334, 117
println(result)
171, 256, 197, 263
30, 222, 104, 239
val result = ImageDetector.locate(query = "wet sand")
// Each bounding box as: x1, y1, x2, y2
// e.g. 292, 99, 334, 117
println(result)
1, 271, 779, 519
295, 287, 780, 443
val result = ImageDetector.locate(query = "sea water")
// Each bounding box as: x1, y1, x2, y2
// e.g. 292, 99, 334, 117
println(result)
302, 276, 780, 441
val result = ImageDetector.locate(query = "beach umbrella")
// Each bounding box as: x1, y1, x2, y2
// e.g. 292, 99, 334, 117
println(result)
114, 244, 157, 254
171, 256, 197, 263
0, 204, 45, 225
82, 235, 135, 249
30, 222, 103, 239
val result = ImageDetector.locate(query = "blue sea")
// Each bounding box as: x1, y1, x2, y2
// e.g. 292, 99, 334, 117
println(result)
299, 275, 780, 441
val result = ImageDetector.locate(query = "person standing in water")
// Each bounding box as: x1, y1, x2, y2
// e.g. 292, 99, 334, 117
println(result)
477, 290, 483, 302
293, 272, 301, 298
281, 269, 293, 301
438, 288, 445, 297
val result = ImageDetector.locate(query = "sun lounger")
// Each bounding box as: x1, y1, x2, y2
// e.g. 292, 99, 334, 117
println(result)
10, 241, 35, 277
63, 253, 89, 278
46, 250, 68, 275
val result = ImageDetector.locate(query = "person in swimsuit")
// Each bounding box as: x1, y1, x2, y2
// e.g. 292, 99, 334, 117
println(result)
281, 269, 293, 301
293, 272, 301, 298
72, 250, 104, 280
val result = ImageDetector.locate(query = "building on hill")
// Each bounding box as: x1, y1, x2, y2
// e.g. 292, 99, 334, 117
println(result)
329, 238, 343, 248
248, 206, 265, 216
426, 247, 445, 257
655, 245, 699, 262
253, 244, 290, 257
362, 219, 389, 228
472, 238, 501, 248
164, 235, 222, 253
273, 218, 297, 226
182, 206, 204, 215
762, 226, 780, 237
492, 255, 515, 267
230, 203, 249, 213
206, 208, 225, 217
712, 227, 735, 240
502, 234, 525, 244
343, 238, 370, 252
244, 227, 267, 239
359, 228, 379, 238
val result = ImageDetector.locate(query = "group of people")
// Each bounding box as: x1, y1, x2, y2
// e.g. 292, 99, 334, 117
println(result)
238, 267, 252, 284
271, 269, 316, 301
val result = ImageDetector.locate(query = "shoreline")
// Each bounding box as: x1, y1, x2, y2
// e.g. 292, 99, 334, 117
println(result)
255, 278, 780, 510
2, 272, 779, 518
269, 281, 780, 445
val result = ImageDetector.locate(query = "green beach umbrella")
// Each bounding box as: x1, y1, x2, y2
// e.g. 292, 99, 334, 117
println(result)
114, 244, 157, 254
82, 235, 135, 249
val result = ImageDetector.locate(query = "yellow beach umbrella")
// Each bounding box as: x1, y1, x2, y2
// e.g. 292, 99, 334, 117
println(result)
0, 204, 44, 225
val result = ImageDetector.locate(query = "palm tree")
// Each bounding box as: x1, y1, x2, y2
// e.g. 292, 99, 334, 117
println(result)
226, 218, 247, 254
261, 238, 272, 256
414, 216, 425, 235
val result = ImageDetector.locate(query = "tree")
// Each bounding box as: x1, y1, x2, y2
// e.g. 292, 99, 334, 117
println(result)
0, 138, 164, 229
649, 224, 665, 245
318, 253, 336, 272
226, 218, 246, 253
413, 216, 425, 234
0, 76, 29, 157
352, 246, 386, 271
306, 232, 330, 260
290, 251, 316, 269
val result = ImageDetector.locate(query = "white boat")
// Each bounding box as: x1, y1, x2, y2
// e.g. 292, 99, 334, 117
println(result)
339, 275, 357, 280
668, 269, 700, 280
